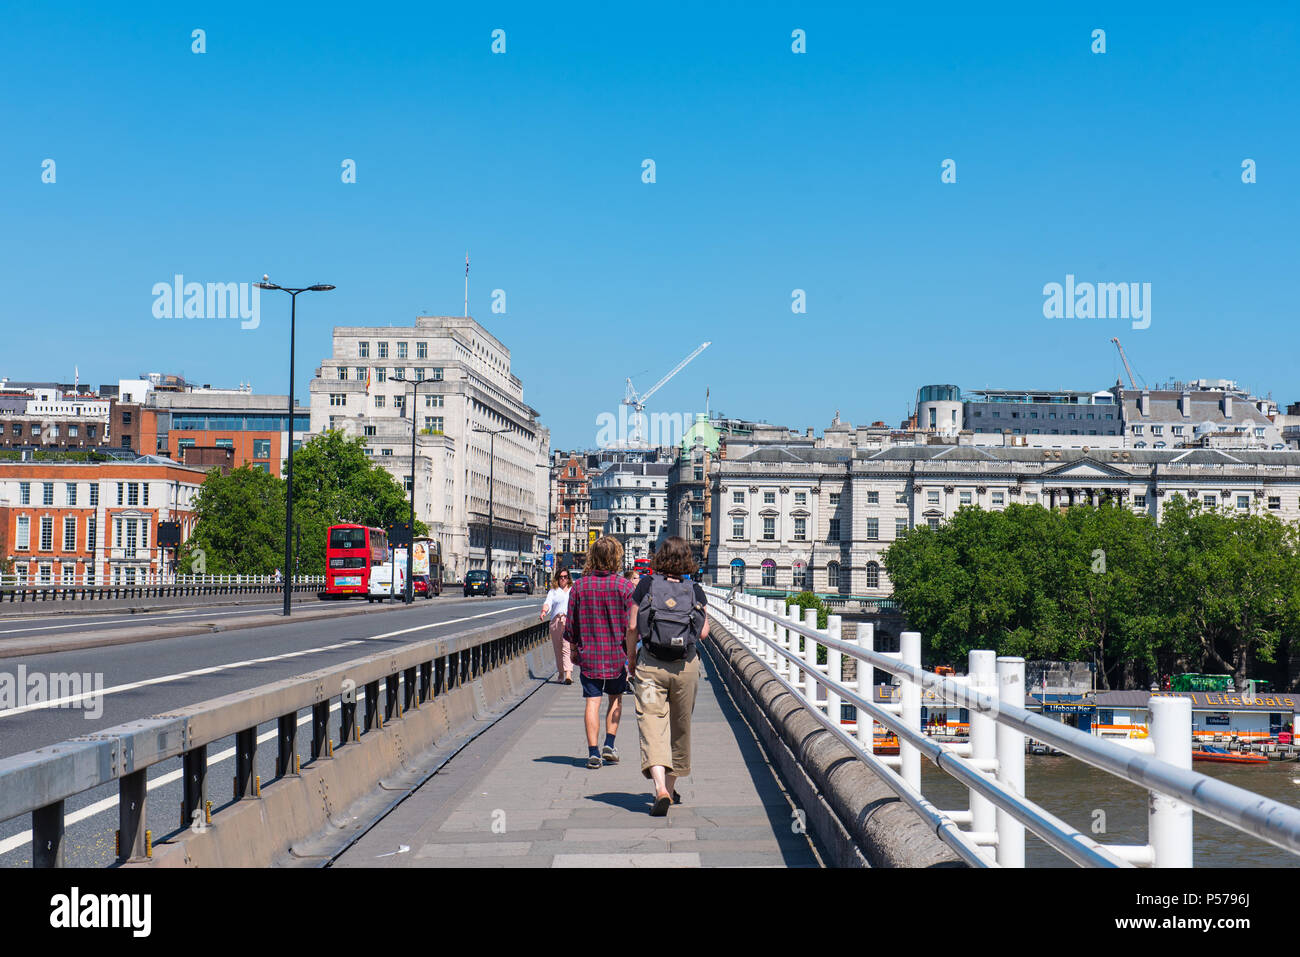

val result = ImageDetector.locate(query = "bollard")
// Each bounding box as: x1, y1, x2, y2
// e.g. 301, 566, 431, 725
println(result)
968, 649, 998, 859
1149, 695, 1193, 867
995, 656, 1026, 867
900, 632, 922, 792
827, 615, 842, 730
857, 622, 874, 750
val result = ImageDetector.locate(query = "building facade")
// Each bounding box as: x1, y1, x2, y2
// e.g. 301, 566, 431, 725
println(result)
308, 315, 549, 582
550, 451, 590, 572
589, 461, 671, 565
0, 456, 204, 585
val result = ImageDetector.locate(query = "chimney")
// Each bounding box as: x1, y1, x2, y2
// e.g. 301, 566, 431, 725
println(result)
1180, 392, 1191, 417
1139, 391, 1150, 416
1223, 394, 1233, 418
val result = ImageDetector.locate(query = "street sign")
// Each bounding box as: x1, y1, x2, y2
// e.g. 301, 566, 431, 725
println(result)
545, 553, 554, 569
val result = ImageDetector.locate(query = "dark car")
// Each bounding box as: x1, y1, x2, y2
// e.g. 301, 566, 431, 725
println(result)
412, 575, 440, 599
505, 574, 533, 595
464, 570, 495, 597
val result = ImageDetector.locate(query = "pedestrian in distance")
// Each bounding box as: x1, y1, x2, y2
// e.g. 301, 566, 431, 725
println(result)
626, 536, 709, 816
564, 536, 637, 769
540, 569, 573, 684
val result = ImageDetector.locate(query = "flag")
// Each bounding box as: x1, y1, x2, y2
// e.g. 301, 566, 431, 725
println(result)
365, 368, 371, 392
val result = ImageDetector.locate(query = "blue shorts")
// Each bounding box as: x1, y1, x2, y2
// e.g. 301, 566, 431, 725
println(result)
580, 671, 628, 698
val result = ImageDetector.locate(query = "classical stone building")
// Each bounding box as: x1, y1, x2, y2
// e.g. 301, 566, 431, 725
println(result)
708, 441, 1300, 597
308, 315, 549, 582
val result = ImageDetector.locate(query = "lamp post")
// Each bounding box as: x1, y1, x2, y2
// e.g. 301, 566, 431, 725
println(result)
474, 425, 510, 585
392, 375, 439, 603
254, 278, 335, 617
535, 461, 552, 587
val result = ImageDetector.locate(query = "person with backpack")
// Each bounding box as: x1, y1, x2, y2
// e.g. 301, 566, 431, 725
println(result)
564, 536, 637, 768
624, 536, 709, 816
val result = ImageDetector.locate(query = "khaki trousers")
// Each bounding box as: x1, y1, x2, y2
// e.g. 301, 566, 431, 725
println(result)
549, 615, 570, 677
633, 648, 700, 779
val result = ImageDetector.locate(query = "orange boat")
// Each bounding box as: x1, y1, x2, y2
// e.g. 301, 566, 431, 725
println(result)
1192, 745, 1267, 765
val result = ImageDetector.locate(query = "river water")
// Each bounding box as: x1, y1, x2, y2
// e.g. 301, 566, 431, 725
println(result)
921, 753, 1300, 867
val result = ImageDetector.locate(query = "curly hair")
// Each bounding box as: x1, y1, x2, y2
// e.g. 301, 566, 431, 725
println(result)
651, 536, 698, 577
584, 535, 624, 574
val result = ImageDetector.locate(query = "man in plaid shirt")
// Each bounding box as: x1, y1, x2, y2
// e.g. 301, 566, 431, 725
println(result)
564, 536, 636, 768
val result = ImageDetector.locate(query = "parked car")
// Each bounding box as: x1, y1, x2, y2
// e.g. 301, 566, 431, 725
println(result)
505, 574, 533, 595
464, 570, 495, 597
412, 575, 440, 599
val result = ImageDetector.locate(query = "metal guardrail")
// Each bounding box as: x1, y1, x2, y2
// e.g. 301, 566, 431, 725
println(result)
0, 610, 547, 866
0, 575, 326, 603
704, 585, 1300, 868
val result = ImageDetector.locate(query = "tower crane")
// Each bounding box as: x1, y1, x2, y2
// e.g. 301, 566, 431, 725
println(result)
1110, 337, 1143, 391
623, 342, 711, 445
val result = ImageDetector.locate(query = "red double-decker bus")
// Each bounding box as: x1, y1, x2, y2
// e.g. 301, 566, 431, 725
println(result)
324, 524, 389, 598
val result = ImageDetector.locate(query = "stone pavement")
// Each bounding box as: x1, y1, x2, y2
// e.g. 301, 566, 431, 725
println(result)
333, 644, 822, 867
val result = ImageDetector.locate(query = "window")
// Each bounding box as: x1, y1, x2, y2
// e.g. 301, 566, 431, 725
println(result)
827, 561, 841, 590
867, 491, 879, 505
16, 516, 30, 550
397, 342, 408, 359
732, 517, 745, 539
1134, 494, 1147, 508
125, 483, 138, 506
829, 518, 840, 541
253, 439, 271, 458
1236, 495, 1250, 510
86, 517, 96, 552
730, 559, 745, 585
363, 426, 376, 436
62, 565, 75, 585
1202, 495, 1217, 509
69, 425, 79, 437
42, 482, 54, 506
959, 490, 972, 506
377, 342, 389, 358
32, 425, 42, 436
356, 367, 367, 381
375, 395, 386, 408
763, 491, 775, 505
794, 491, 807, 505
866, 562, 880, 589
895, 490, 907, 504
763, 517, 775, 540
1172, 426, 1184, 436
39, 564, 52, 584
377, 368, 387, 383
142, 483, 149, 506
1152, 426, 1163, 436
927, 517, 940, 530
329, 394, 347, 406
63, 516, 76, 552
829, 492, 840, 506
40, 516, 54, 551
431, 368, 444, 381
394, 394, 406, 412
761, 560, 776, 587
991, 490, 1005, 507
927, 490, 940, 505
733, 490, 744, 504
1269, 496, 1281, 510
896, 517, 908, 537
121, 411, 132, 425
866, 518, 879, 541
424, 416, 444, 432
793, 517, 806, 541
19, 482, 30, 505
417, 341, 427, 359
381, 449, 393, 456
359, 341, 370, 358
337, 367, 348, 380
89, 484, 98, 506
64, 483, 77, 506
1132, 425, 1144, 435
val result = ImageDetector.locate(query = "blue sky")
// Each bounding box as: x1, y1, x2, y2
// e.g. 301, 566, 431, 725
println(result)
2, 2, 1297, 448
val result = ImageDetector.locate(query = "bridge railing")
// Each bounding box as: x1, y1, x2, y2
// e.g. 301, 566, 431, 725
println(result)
0, 574, 326, 603
0, 610, 545, 866
703, 584, 1300, 868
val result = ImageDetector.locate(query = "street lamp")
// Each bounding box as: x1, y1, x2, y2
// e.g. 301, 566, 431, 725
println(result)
254, 277, 335, 617
392, 375, 439, 603
473, 425, 510, 584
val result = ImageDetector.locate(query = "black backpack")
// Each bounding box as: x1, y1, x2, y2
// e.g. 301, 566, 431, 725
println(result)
638, 574, 704, 661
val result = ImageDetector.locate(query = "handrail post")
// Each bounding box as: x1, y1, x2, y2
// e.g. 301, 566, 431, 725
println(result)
900, 631, 921, 792
802, 608, 819, 708
766, 598, 779, 668
827, 615, 842, 730
968, 649, 998, 859
857, 622, 874, 750
1149, 695, 1193, 867
32, 800, 65, 867
996, 655, 1026, 867
785, 602, 800, 685
119, 770, 148, 862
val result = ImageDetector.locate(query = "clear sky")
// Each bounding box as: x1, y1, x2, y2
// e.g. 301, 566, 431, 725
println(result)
2, 2, 1296, 449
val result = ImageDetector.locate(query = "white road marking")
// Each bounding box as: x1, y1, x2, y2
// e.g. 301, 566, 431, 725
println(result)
0, 604, 527, 719
0, 605, 274, 636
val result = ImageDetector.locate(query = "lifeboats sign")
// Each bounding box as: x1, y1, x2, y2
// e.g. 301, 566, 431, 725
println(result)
1151, 691, 1300, 711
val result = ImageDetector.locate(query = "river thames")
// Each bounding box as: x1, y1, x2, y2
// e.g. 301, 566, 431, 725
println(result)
922, 753, 1300, 867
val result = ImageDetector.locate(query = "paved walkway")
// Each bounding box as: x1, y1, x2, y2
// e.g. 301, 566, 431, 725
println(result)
333, 644, 822, 868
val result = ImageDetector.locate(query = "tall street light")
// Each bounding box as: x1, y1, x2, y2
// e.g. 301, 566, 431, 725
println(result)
255, 277, 335, 617
535, 460, 553, 587
392, 375, 439, 603
473, 425, 510, 584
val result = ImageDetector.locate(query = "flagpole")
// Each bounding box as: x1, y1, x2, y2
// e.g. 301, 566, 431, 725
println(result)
464, 251, 469, 318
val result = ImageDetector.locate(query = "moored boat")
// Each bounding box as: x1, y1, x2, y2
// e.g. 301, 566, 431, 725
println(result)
1192, 744, 1268, 765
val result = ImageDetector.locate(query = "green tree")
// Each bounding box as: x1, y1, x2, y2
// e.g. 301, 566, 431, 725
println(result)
179, 465, 285, 575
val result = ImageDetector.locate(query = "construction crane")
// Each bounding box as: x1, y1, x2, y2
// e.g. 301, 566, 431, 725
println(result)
1110, 337, 1143, 391
623, 342, 711, 445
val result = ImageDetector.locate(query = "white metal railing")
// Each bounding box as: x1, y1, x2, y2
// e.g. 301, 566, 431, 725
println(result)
703, 585, 1300, 868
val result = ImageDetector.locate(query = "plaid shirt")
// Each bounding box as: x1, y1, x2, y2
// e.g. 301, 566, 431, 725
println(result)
563, 571, 635, 680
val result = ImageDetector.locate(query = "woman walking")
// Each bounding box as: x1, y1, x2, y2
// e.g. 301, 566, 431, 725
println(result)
625, 536, 709, 816
541, 569, 573, 684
